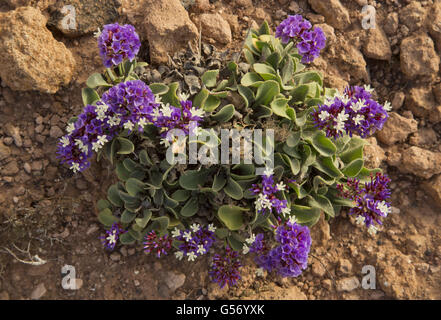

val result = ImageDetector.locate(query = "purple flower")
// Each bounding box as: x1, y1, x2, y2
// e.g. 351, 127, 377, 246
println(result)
174, 224, 216, 261
255, 221, 311, 277
311, 85, 389, 139
144, 231, 173, 258
100, 223, 126, 250
98, 23, 141, 68
337, 172, 392, 232
209, 247, 242, 288
250, 173, 289, 216
275, 15, 326, 63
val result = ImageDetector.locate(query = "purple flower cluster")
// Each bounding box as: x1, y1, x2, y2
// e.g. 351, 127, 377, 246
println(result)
173, 224, 216, 261
209, 247, 242, 288
151, 99, 205, 140
143, 231, 173, 258
275, 15, 326, 63
100, 223, 126, 250
311, 85, 389, 140
337, 173, 391, 234
98, 23, 141, 68
255, 221, 311, 277
250, 171, 289, 216
57, 80, 157, 173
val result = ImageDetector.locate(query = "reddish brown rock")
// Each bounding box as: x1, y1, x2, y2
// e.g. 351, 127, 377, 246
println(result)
376, 112, 418, 146
423, 174, 441, 208
192, 13, 232, 45
400, 146, 441, 179
406, 86, 436, 118
308, 0, 350, 30
364, 137, 385, 168
363, 27, 391, 61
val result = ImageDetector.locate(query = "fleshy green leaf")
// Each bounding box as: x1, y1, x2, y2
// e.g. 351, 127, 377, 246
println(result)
211, 104, 235, 122
98, 208, 119, 227
86, 73, 110, 88
201, 70, 219, 88
217, 205, 247, 231
180, 197, 199, 217
81, 88, 100, 106
224, 178, 244, 200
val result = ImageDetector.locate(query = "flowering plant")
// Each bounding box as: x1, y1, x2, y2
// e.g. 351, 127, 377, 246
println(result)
59, 17, 392, 288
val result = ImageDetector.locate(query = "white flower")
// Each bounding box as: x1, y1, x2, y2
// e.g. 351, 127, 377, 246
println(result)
383, 101, 392, 112
138, 117, 148, 128
190, 107, 204, 118
351, 99, 365, 112
92, 141, 102, 152
335, 91, 351, 104
276, 182, 286, 191
106, 231, 117, 246
190, 223, 200, 232
208, 223, 216, 233
97, 135, 108, 146
107, 115, 121, 127
187, 251, 197, 262
363, 84, 374, 93
255, 193, 272, 212
256, 267, 265, 277
171, 227, 181, 238
197, 245, 206, 255
175, 251, 184, 261
70, 162, 80, 173
93, 27, 102, 38
318, 110, 330, 121
183, 231, 192, 242
96, 111, 107, 121
155, 95, 163, 104
160, 104, 172, 117
355, 215, 366, 225
75, 139, 89, 153
353, 114, 365, 126
282, 206, 291, 217
179, 92, 190, 101
245, 234, 256, 245
66, 123, 75, 134
60, 136, 70, 147
335, 110, 349, 133
288, 215, 297, 224
368, 224, 378, 236
376, 201, 391, 216
160, 138, 171, 148
123, 120, 134, 131
263, 167, 274, 177
242, 244, 250, 255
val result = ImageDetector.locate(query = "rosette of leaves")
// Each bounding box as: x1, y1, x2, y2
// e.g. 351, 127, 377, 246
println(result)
95, 21, 384, 252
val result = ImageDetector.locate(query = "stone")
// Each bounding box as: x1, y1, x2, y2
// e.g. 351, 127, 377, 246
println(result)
363, 137, 385, 168
406, 86, 436, 118
430, 106, 441, 124
400, 146, 441, 179
0, 7, 76, 94
321, 279, 332, 291
4, 124, 22, 147
6, 0, 56, 10
49, 126, 64, 139
237, 0, 252, 7
363, 27, 391, 60
400, 2, 427, 32
311, 261, 326, 277
409, 128, 437, 147
193, 13, 232, 45
164, 271, 186, 292
338, 259, 353, 275
336, 277, 360, 292
383, 12, 399, 36
428, 2, 441, 53
376, 112, 418, 146
1, 161, 19, 176
391, 91, 405, 110
190, 0, 211, 13
0, 141, 11, 161
400, 33, 440, 79
48, 0, 120, 37
335, 43, 369, 82
141, 0, 198, 64
308, 0, 350, 30
109, 252, 121, 261
422, 174, 441, 208
30, 283, 47, 300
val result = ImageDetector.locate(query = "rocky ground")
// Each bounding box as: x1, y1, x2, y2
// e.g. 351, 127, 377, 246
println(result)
0, 0, 440, 300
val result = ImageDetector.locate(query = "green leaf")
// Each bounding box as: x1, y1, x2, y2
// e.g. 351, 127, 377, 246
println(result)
98, 208, 119, 227
86, 73, 110, 88
313, 176, 335, 194
212, 172, 227, 192
286, 132, 301, 148
294, 70, 323, 87
203, 95, 221, 112
211, 104, 235, 122
107, 184, 123, 207
217, 205, 247, 231
125, 178, 145, 197
171, 189, 191, 202
180, 197, 199, 217
116, 137, 134, 155
227, 235, 243, 252
135, 209, 152, 229
270, 98, 291, 119
308, 131, 337, 157
151, 216, 170, 232
215, 228, 229, 239
121, 210, 136, 224
238, 85, 255, 109
255, 80, 280, 106
97, 199, 110, 211
116, 162, 131, 181
139, 149, 153, 167
356, 167, 382, 182
224, 178, 244, 200
240, 72, 263, 87
339, 137, 367, 164
342, 159, 364, 177
161, 82, 180, 107
281, 56, 294, 84
201, 70, 219, 88
193, 88, 209, 108
308, 195, 335, 217
291, 205, 321, 226
149, 83, 169, 95
120, 232, 136, 245
314, 157, 344, 179
179, 169, 208, 190
81, 88, 100, 106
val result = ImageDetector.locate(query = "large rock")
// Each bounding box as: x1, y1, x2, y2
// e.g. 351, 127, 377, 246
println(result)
428, 2, 441, 53
6, 0, 55, 10
192, 13, 232, 45
363, 137, 385, 168
406, 86, 437, 118
0, 7, 76, 93
376, 112, 418, 146
400, 2, 427, 32
423, 174, 441, 208
141, 0, 198, 64
308, 0, 350, 30
400, 33, 440, 79
48, 0, 120, 37
363, 27, 391, 61
400, 146, 441, 179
